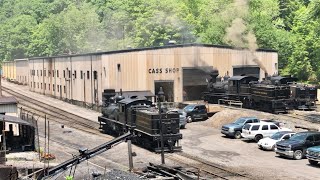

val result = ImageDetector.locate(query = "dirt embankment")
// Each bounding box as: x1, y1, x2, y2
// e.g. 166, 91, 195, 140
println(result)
200, 106, 320, 132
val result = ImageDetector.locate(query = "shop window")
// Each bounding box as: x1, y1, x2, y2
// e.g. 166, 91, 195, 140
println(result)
117, 64, 121, 72
93, 71, 97, 80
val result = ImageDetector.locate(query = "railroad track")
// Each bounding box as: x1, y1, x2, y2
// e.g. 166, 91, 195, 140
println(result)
3, 85, 250, 179
168, 152, 250, 180
2, 86, 102, 136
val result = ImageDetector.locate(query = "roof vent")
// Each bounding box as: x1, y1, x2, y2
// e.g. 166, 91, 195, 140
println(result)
130, 96, 138, 99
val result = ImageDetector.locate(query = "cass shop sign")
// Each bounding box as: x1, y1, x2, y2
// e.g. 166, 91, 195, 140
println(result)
148, 68, 179, 74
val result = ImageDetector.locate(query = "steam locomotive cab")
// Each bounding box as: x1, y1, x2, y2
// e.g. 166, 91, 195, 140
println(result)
227, 76, 258, 107
98, 90, 182, 152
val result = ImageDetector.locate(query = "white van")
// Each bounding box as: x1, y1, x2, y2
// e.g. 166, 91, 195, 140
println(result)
241, 122, 291, 142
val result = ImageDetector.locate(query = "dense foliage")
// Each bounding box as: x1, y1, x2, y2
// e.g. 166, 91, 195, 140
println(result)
0, 0, 319, 82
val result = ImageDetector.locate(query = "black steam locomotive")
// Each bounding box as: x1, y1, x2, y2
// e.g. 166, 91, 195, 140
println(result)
98, 89, 182, 152
203, 71, 317, 113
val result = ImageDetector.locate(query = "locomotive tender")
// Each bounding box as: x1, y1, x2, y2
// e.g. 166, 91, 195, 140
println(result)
203, 71, 317, 113
98, 89, 182, 152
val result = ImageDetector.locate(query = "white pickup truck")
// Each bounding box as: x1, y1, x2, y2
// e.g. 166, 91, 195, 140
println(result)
241, 122, 292, 142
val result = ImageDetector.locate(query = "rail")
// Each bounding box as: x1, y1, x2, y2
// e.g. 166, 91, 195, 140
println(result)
218, 99, 243, 108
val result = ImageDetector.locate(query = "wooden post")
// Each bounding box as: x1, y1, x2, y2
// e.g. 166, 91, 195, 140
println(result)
47, 120, 50, 168
2, 118, 6, 164
127, 139, 133, 171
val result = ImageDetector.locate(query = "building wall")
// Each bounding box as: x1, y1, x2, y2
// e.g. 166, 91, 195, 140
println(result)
2, 61, 16, 80
101, 46, 278, 102
15, 59, 28, 85
3, 44, 278, 107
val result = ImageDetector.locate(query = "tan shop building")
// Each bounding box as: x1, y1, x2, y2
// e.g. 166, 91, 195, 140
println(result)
3, 44, 278, 108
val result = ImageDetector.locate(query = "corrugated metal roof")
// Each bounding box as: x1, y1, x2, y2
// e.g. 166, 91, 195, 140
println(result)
0, 115, 33, 126
27, 43, 277, 60
0, 97, 17, 105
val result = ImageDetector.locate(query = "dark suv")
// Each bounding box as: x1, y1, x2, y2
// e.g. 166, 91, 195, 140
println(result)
183, 104, 208, 123
275, 131, 320, 160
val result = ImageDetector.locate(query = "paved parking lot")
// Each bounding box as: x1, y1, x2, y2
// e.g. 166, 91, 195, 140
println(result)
182, 122, 320, 180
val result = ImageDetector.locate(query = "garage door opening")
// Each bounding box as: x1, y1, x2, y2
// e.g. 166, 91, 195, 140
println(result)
183, 68, 213, 101
154, 81, 174, 102
233, 66, 260, 78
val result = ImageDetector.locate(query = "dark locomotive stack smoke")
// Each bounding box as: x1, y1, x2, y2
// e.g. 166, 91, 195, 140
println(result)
224, 0, 268, 76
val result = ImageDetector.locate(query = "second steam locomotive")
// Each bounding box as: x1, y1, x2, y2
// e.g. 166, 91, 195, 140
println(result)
98, 89, 182, 152
203, 70, 317, 113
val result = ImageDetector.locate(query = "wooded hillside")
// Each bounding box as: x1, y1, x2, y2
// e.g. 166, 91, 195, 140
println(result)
0, 0, 319, 82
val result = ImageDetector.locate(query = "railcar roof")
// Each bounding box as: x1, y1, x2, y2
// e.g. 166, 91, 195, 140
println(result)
228, 76, 259, 81
118, 96, 152, 105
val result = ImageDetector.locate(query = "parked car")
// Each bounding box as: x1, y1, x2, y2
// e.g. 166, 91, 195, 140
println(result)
167, 109, 187, 129
306, 146, 320, 165
275, 131, 320, 160
183, 104, 207, 123
221, 117, 259, 139
241, 122, 291, 142
257, 131, 295, 150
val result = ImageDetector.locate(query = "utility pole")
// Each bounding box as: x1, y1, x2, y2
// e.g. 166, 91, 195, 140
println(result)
157, 87, 165, 164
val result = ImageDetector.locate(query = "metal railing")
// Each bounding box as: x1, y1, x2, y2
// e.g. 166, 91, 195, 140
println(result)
218, 99, 243, 108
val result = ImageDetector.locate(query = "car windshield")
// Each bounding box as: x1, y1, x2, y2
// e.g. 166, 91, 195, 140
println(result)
234, 118, 248, 124
184, 105, 195, 111
271, 132, 284, 140
290, 133, 307, 141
